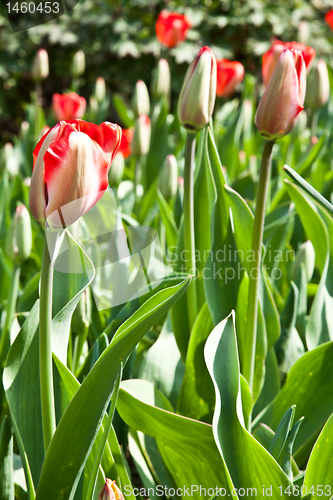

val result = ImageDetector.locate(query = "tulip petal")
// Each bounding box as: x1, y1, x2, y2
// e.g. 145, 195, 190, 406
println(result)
43, 131, 109, 228
29, 122, 66, 227
90, 122, 122, 165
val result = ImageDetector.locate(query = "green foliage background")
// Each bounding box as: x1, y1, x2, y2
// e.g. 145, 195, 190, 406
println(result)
1, 0, 333, 143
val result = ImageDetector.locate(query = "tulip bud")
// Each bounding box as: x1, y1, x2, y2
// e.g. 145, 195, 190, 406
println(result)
6, 205, 32, 263
109, 152, 125, 186
98, 479, 124, 500
178, 46, 217, 131
31, 49, 49, 82
72, 288, 91, 331
255, 49, 306, 140
132, 80, 150, 118
325, 10, 333, 31
298, 21, 309, 45
20, 121, 29, 140
95, 77, 106, 103
131, 115, 151, 156
291, 240, 315, 281
158, 155, 178, 201
1, 143, 19, 177
305, 60, 330, 110
71, 50, 85, 77
151, 59, 171, 99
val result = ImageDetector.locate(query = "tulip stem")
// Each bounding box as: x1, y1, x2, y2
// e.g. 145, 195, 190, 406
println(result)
39, 236, 56, 453
243, 140, 274, 398
183, 131, 197, 330
0, 265, 21, 367
86, 364, 122, 500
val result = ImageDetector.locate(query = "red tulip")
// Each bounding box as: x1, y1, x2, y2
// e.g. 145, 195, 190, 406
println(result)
155, 10, 191, 48
325, 10, 333, 31
262, 40, 315, 86
52, 92, 86, 121
255, 49, 306, 140
29, 119, 122, 229
216, 59, 245, 97
118, 128, 133, 158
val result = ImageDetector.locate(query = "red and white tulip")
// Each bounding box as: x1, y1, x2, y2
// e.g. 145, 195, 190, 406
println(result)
255, 49, 306, 140
29, 119, 122, 229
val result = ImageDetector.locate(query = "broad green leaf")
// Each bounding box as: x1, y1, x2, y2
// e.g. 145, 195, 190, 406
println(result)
0, 416, 14, 500
204, 312, 298, 498
304, 413, 333, 498
269, 406, 296, 461
271, 133, 328, 210
279, 418, 303, 480
274, 282, 305, 383
136, 314, 184, 409
285, 181, 332, 349
284, 165, 333, 217
254, 341, 333, 467
177, 303, 215, 422
117, 379, 230, 499
3, 301, 42, 490
35, 278, 190, 500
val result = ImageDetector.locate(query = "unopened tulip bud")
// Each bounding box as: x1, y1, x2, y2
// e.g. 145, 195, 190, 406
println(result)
178, 46, 217, 131
109, 152, 125, 186
255, 49, 306, 140
132, 80, 150, 117
6, 205, 32, 263
291, 240, 315, 281
151, 59, 171, 99
71, 50, 85, 77
98, 479, 124, 500
305, 60, 330, 110
20, 121, 29, 140
1, 143, 19, 177
95, 77, 106, 103
158, 155, 178, 201
72, 288, 91, 330
131, 115, 151, 156
32, 49, 49, 82
298, 21, 309, 45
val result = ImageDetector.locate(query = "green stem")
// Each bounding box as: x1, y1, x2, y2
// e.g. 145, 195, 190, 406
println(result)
86, 365, 122, 500
311, 109, 319, 137
183, 132, 198, 330
39, 237, 56, 452
243, 140, 274, 396
0, 265, 21, 366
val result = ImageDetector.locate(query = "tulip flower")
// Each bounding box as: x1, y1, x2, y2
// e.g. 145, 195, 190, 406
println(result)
216, 59, 245, 97
109, 152, 125, 186
255, 49, 306, 140
98, 479, 124, 500
158, 154, 178, 201
131, 115, 151, 156
29, 119, 122, 229
152, 58, 171, 99
305, 59, 330, 110
262, 40, 315, 86
155, 10, 191, 48
71, 50, 85, 77
132, 80, 150, 117
32, 48, 49, 82
95, 76, 106, 103
118, 128, 133, 158
325, 10, 333, 31
6, 205, 32, 263
178, 46, 217, 131
52, 92, 86, 121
